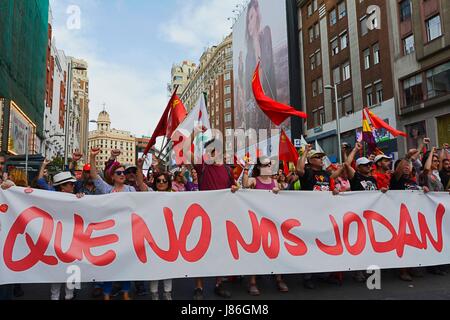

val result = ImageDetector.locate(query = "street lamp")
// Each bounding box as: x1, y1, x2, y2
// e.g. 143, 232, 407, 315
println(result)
325, 84, 342, 164
64, 63, 87, 167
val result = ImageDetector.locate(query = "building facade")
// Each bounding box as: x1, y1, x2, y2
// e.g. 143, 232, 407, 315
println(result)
43, 43, 68, 159
298, 0, 399, 161
70, 58, 90, 158
388, 0, 450, 155
0, 0, 49, 155
88, 110, 136, 170
179, 34, 235, 137
168, 61, 197, 96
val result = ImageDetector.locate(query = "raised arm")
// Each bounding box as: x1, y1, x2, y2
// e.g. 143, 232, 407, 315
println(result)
136, 157, 149, 192
330, 165, 345, 180
90, 148, 101, 180
38, 159, 52, 180
345, 142, 362, 180
423, 147, 437, 175
69, 151, 83, 173
242, 160, 256, 188
297, 144, 312, 177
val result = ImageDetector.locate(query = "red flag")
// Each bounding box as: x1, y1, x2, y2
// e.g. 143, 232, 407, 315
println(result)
279, 130, 299, 176
167, 96, 187, 138
144, 91, 186, 155
365, 108, 407, 137
252, 62, 306, 126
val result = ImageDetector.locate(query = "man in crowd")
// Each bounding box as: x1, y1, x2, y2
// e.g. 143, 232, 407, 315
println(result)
296, 144, 340, 289
192, 137, 238, 300
372, 154, 393, 190
345, 142, 386, 192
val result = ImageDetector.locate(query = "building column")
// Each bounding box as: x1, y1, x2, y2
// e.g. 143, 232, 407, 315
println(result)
318, 4, 333, 123
346, 0, 364, 112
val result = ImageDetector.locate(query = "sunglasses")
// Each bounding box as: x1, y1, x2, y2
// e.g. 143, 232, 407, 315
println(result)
125, 169, 137, 174
115, 171, 126, 176
261, 163, 272, 168
157, 179, 168, 184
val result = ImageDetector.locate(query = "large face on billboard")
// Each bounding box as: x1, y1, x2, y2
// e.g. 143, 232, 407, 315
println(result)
233, 0, 290, 133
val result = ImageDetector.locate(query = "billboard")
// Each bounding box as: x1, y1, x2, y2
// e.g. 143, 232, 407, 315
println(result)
233, 0, 290, 133
8, 101, 36, 155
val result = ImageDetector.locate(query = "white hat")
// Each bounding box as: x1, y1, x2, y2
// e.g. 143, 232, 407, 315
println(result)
307, 150, 326, 159
53, 172, 77, 186
124, 164, 137, 172
374, 154, 392, 164
356, 157, 373, 166
258, 156, 271, 165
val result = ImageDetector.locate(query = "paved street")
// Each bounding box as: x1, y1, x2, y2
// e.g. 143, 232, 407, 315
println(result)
13, 268, 450, 300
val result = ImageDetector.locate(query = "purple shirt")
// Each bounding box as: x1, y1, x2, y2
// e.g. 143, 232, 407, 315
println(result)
255, 177, 277, 190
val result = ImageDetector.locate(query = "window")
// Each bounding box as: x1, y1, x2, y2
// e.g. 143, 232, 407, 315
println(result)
340, 32, 348, 50
333, 67, 341, 85
366, 87, 374, 106
373, 43, 380, 65
403, 74, 423, 107
399, 0, 412, 22
312, 0, 318, 11
315, 50, 321, 66
224, 113, 232, 123
330, 9, 337, 26
426, 62, 450, 98
310, 54, 316, 70
360, 16, 368, 36
403, 35, 415, 55
342, 62, 351, 81
314, 23, 320, 39
312, 110, 318, 127
331, 38, 339, 56
375, 83, 384, 103
224, 85, 231, 95
308, 4, 313, 16
318, 77, 323, 95
343, 95, 353, 115
224, 72, 231, 81
338, 2, 346, 19
312, 80, 318, 97
363, 49, 370, 70
319, 108, 326, 125
309, 27, 314, 43
225, 98, 232, 109
426, 15, 442, 42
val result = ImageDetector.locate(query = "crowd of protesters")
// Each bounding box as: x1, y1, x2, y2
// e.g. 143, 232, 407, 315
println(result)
0, 137, 449, 300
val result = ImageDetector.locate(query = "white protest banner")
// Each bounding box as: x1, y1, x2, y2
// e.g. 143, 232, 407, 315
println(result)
0, 187, 449, 284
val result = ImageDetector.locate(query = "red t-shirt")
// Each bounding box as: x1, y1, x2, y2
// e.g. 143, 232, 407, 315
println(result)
372, 171, 391, 190
195, 164, 235, 191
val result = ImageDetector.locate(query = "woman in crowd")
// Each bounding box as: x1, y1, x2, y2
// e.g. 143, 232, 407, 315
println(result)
186, 167, 199, 191
90, 148, 143, 300
150, 172, 174, 300
277, 172, 289, 190
242, 156, 288, 296
172, 169, 187, 192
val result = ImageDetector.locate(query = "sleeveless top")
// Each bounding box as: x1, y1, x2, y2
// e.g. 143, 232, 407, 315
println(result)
255, 177, 277, 190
